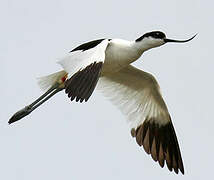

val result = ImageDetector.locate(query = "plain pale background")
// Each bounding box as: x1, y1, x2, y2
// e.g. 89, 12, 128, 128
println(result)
1, 0, 213, 179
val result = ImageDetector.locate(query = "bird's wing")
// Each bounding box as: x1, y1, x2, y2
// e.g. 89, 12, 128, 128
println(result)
97, 65, 184, 174
58, 39, 109, 102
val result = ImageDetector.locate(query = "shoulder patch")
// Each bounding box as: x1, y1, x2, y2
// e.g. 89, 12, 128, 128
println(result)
70, 39, 106, 52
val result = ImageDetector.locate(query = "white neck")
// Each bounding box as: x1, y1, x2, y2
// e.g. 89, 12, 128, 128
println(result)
133, 37, 165, 53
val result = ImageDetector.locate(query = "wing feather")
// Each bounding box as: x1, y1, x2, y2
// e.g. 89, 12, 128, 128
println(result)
58, 39, 109, 102
58, 39, 109, 77
98, 65, 184, 174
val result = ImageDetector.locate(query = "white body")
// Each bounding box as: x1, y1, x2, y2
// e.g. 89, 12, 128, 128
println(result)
39, 37, 168, 130
35, 34, 186, 174
102, 39, 142, 74
11, 32, 195, 174
38, 37, 168, 129
102, 38, 164, 74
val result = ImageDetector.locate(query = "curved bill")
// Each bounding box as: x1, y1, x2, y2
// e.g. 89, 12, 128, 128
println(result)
164, 34, 197, 43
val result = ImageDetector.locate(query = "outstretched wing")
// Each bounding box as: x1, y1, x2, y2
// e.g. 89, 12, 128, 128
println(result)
98, 65, 184, 174
58, 39, 109, 102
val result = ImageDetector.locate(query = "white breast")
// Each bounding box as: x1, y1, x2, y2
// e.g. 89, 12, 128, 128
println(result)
101, 39, 142, 74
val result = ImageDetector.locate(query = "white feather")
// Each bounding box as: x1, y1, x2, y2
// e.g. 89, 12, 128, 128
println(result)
57, 39, 109, 77
97, 65, 170, 129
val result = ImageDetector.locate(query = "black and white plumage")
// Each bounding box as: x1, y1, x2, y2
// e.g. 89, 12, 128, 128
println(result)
9, 31, 196, 174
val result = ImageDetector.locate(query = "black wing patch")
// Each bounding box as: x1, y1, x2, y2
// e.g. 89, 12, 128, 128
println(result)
65, 62, 103, 102
131, 118, 184, 174
70, 39, 106, 52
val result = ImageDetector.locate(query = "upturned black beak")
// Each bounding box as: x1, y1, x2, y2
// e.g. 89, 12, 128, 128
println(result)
164, 34, 197, 43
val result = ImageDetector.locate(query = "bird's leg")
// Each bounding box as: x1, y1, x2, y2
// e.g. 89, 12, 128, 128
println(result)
8, 81, 65, 124
28, 83, 59, 108
30, 85, 64, 111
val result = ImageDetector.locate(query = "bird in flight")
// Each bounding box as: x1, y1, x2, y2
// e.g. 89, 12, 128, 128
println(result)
9, 31, 196, 174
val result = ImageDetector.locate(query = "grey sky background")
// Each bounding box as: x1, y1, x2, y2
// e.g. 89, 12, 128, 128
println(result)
1, 0, 213, 179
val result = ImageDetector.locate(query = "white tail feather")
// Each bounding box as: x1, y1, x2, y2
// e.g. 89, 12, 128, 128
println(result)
37, 70, 67, 91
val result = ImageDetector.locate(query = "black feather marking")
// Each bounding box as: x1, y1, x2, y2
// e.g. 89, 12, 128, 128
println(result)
135, 31, 166, 42
70, 39, 110, 52
68, 67, 91, 101
65, 62, 103, 102
77, 64, 98, 99
67, 65, 93, 99
65, 69, 86, 97
75, 63, 100, 102
83, 63, 103, 101
132, 118, 184, 174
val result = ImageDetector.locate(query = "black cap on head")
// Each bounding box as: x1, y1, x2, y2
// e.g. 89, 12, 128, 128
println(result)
136, 31, 166, 42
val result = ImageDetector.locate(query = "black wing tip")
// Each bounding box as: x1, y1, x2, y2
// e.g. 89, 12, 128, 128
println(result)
65, 62, 103, 102
132, 119, 184, 175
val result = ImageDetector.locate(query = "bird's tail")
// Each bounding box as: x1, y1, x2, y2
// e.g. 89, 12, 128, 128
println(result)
37, 70, 67, 91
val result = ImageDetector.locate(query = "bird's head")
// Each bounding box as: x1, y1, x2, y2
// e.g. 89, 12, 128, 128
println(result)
135, 31, 196, 51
